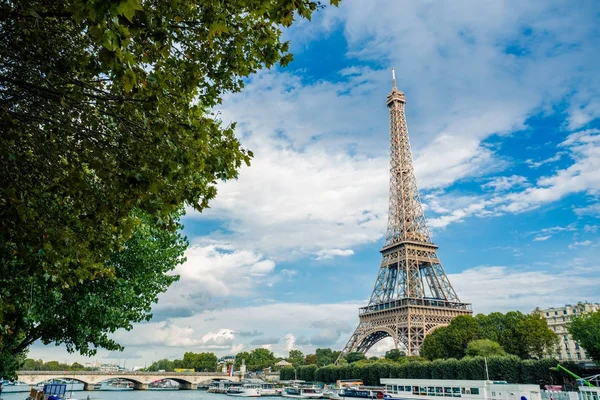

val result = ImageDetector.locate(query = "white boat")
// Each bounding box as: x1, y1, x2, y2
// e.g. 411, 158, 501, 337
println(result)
381, 378, 542, 400
0, 380, 30, 392
283, 386, 324, 399
227, 383, 262, 397
579, 386, 600, 400
94, 380, 133, 391
260, 382, 279, 396
209, 380, 236, 393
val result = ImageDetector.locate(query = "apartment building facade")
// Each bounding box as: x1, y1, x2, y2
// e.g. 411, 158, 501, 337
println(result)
534, 302, 599, 367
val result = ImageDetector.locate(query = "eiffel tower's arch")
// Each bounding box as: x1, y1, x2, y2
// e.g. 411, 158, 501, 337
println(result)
337, 72, 472, 363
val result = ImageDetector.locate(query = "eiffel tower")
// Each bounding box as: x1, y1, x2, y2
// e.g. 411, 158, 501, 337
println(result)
338, 71, 472, 360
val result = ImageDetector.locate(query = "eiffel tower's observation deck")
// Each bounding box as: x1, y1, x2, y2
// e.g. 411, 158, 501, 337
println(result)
337, 71, 472, 361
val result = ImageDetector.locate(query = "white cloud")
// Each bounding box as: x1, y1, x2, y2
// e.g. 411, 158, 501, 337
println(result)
186, 147, 389, 260
423, 129, 600, 228
526, 153, 565, 169
568, 240, 594, 249
151, 242, 287, 320
315, 249, 355, 260
201, 329, 236, 348
575, 203, 600, 218
533, 235, 551, 242
450, 264, 600, 314
481, 175, 529, 192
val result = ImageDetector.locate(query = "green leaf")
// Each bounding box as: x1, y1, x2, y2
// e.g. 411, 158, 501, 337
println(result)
123, 68, 136, 92
116, 0, 143, 23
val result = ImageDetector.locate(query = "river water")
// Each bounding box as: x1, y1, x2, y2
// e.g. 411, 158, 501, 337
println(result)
1, 390, 282, 400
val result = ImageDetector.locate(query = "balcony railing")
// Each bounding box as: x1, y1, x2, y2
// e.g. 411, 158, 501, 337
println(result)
359, 298, 472, 315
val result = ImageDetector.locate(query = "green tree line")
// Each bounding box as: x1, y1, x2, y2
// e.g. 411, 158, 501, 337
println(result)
21, 359, 91, 371
422, 313, 558, 360
280, 356, 584, 388
146, 352, 218, 372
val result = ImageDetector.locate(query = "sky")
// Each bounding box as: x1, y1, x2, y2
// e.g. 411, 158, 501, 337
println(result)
30, 0, 600, 368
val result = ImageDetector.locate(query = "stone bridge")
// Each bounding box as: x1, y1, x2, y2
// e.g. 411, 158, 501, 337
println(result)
16, 371, 239, 390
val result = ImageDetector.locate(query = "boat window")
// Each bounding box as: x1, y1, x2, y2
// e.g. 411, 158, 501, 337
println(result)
461, 388, 466, 394
428, 387, 435, 394
406, 386, 412, 392
471, 388, 480, 395
453, 387, 461, 397
413, 386, 419, 395
444, 387, 452, 397
436, 387, 443, 396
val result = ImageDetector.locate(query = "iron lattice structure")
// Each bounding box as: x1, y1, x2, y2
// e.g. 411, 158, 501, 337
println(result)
338, 73, 472, 360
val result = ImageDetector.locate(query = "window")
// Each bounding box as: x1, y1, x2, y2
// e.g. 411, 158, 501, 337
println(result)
563, 335, 569, 341
546, 312, 550, 316
471, 388, 480, 395
577, 353, 581, 360
562, 317, 566, 321
444, 387, 452, 397
575, 343, 580, 350
563, 310, 567, 314
461, 388, 466, 395
436, 387, 443, 396
555, 311, 558, 315
405, 387, 411, 392
453, 388, 461, 397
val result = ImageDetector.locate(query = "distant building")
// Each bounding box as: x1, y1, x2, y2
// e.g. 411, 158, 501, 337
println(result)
533, 302, 600, 367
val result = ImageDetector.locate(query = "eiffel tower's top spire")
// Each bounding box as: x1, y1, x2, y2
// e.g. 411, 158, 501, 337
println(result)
387, 68, 406, 105
384, 68, 431, 247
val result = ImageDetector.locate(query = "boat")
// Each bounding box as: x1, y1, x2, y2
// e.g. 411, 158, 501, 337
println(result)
330, 387, 391, 400
260, 382, 279, 396
381, 378, 542, 400
579, 385, 600, 400
282, 386, 324, 399
94, 379, 133, 391
26, 383, 68, 400
0, 380, 30, 392
209, 380, 236, 393
227, 383, 262, 397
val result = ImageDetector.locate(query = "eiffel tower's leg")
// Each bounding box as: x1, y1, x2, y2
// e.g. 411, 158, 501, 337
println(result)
338, 323, 364, 359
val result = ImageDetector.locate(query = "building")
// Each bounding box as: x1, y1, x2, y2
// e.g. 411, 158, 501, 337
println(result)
533, 302, 600, 366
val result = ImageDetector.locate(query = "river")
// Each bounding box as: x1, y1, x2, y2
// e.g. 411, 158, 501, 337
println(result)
1, 390, 283, 400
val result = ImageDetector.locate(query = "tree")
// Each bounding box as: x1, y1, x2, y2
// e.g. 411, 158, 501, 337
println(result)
247, 348, 276, 371
568, 309, 600, 363
345, 352, 366, 363
182, 352, 218, 372
516, 314, 558, 359
423, 312, 557, 361
235, 351, 251, 369
316, 348, 336, 367
287, 350, 305, 367
385, 349, 406, 362
147, 359, 174, 372
465, 339, 506, 357
422, 326, 450, 360
70, 362, 85, 370
304, 354, 318, 365
0, 0, 338, 378
1, 211, 186, 376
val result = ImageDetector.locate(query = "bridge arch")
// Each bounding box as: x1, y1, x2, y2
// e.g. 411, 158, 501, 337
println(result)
354, 326, 399, 354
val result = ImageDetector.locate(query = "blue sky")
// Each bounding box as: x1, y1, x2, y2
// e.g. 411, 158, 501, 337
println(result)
31, 0, 600, 367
